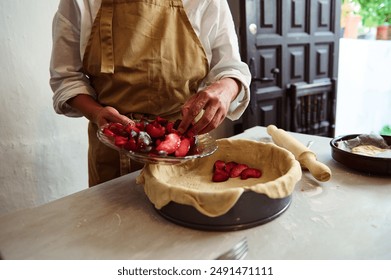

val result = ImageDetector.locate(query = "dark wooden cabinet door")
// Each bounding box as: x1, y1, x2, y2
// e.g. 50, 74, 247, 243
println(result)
238, 0, 340, 131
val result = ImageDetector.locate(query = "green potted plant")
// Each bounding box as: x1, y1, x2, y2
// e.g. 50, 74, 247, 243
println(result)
350, 0, 391, 39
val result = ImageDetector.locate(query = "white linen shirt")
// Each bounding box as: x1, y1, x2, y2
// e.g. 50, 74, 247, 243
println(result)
50, 0, 251, 119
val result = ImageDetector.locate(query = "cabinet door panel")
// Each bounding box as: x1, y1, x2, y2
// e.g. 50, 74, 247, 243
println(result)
237, 0, 340, 134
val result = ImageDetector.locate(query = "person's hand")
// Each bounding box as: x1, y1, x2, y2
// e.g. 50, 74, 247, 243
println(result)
178, 78, 240, 135
67, 94, 133, 128
93, 106, 134, 128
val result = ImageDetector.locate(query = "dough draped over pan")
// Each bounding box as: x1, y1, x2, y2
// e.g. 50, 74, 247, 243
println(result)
137, 139, 302, 217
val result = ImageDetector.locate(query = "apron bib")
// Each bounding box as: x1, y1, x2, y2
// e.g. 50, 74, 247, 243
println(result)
83, 0, 208, 186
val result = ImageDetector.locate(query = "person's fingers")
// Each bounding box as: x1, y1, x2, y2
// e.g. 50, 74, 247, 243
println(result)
179, 84, 232, 134
196, 108, 225, 135
95, 107, 134, 127
191, 103, 218, 134
178, 95, 206, 133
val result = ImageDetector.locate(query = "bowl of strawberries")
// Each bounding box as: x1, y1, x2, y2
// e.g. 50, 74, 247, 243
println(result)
97, 116, 218, 164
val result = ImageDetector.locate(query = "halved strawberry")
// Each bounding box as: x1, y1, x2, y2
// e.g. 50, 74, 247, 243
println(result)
108, 123, 127, 137
213, 160, 226, 171
114, 135, 128, 148
240, 168, 262, 179
135, 120, 146, 131
155, 116, 168, 126
229, 163, 249, 178
145, 123, 166, 138
175, 137, 191, 157
156, 133, 181, 155
212, 169, 230, 182
155, 139, 162, 147
103, 127, 115, 137
166, 121, 176, 134
124, 124, 140, 137
123, 137, 137, 151
188, 141, 200, 156
225, 161, 238, 173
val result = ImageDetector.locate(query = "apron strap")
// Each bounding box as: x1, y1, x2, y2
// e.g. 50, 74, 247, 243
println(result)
100, 0, 115, 73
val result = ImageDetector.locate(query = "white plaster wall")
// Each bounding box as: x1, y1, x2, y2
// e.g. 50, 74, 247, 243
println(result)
335, 39, 391, 136
0, 0, 88, 215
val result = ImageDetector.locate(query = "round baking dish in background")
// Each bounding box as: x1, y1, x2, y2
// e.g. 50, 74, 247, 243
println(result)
330, 134, 391, 176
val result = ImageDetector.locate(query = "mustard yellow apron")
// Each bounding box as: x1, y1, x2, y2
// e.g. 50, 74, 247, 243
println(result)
83, 0, 209, 186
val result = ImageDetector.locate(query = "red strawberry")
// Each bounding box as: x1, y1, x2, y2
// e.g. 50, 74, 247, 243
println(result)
188, 139, 200, 155
240, 168, 262, 180
156, 133, 181, 155
225, 161, 238, 173
155, 139, 162, 147
123, 137, 137, 151
175, 137, 191, 157
124, 124, 140, 137
229, 163, 249, 178
135, 120, 146, 131
146, 123, 166, 138
155, 116, 168, 126
213, 160, 226, 171
166, 121, 176, 134
212, 169, 230, 182
108, 123, 127, 137
114, 135, 128, 148
103, 127, 115, 137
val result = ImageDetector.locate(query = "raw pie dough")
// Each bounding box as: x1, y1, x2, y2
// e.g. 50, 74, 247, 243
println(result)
137, 138, 302, 217
351, 145, 388, 156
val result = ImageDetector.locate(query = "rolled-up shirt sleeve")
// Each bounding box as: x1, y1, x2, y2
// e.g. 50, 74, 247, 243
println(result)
196, 0, 251, 121
50, 8, 96, 117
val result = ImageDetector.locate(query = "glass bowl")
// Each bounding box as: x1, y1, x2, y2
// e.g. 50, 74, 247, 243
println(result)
97, 124, 218, 164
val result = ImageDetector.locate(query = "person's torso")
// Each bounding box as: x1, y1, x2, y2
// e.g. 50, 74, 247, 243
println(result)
82, 0, 209, 118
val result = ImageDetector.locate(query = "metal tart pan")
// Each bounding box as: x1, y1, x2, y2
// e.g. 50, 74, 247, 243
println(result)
156, 191, 292, 231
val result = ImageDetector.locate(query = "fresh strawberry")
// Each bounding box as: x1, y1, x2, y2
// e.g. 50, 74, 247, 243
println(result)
145, 123, 166, 138
124, 124, 140, 137
114, 135, 128, 148
155, 139, 162, 147
156, 133, 181, 155
103, 127, 115, 137
166, 121, 176, 134
155, 116, 168, 126
187, 134, 199, 155
212, 169, 230, 182
213, 160, 226, 171
225, 161, 238, 173
229, 163, 249, 178
240, 168, 262, 179
175, 137, 191, 157
108, 123, 128, 137
135, 120, 146, 131
123, 137, 137, 151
